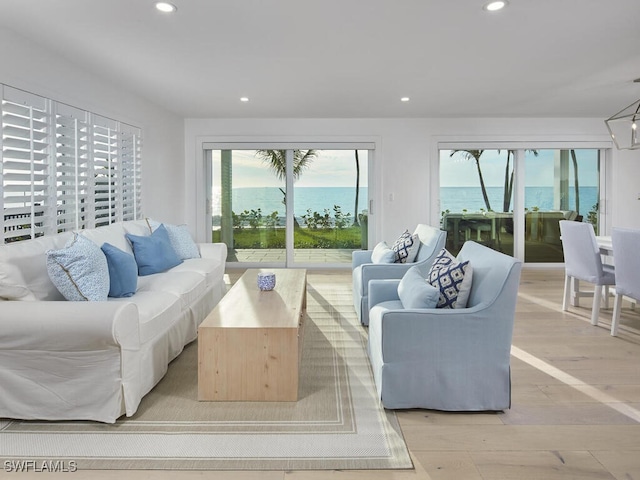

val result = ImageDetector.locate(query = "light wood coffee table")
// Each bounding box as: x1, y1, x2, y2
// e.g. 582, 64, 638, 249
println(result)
198, 268, 307, 401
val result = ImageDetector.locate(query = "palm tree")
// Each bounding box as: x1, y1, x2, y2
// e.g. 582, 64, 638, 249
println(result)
255, 149, 317, 227
255, 149, 317, 181
450, 149, 492, 211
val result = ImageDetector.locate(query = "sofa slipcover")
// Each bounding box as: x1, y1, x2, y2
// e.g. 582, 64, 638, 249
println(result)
0, 220, 226, 423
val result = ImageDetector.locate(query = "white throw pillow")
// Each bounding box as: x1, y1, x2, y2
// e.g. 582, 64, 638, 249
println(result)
371, 241, 396, 264
427, 248, 473, 309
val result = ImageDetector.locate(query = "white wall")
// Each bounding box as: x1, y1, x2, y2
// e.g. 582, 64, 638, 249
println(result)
185, 117, 640, 244
610, 149, 640, 229
0, 27, 186, 224
6, 21, 635, 239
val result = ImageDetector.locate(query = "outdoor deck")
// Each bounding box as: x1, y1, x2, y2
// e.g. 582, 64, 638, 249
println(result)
227, 248, 355, 264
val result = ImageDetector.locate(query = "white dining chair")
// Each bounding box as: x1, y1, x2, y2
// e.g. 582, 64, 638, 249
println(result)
559, 220, 616, 326
610, 227, 640, 336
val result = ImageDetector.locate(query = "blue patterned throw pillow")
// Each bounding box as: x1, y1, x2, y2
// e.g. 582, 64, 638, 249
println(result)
427, 248, 473, 309
392, 230, 421, 264
46, 233, 110, 301
147, 219, 200, 260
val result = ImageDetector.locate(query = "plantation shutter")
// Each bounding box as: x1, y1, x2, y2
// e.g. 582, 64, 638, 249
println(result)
92, 115, 119, 227
1, 86, 52, 242
55, 103, 90, 232
119, 123, 142, 221
2, 84, 143, 243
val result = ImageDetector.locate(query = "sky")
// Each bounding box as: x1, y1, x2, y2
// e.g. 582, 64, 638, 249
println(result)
440, 149, 600, 188
211, 150, 368, 189
211, 148, 599, 190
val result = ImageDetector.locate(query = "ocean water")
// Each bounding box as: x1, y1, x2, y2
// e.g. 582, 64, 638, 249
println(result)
215, 187, 369, 219
441, 186, 598, 215
212, 186, 598, 222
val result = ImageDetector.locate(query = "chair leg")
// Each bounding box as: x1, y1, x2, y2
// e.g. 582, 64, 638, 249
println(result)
611, 293, 623, 336
591, 285, 602, 326
603, 285, 610, 310
562, 274, 571, 311
572, 277, 580, 307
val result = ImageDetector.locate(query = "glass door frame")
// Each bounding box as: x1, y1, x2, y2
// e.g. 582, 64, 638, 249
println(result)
434, 140, 612, 266
202, 141, 376, 269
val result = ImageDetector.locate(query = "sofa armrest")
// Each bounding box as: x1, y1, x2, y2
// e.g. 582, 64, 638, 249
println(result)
352, 250, 373, 269
0, 301, 140, 351
369, 279, 401, 308
198, 242, 228, 265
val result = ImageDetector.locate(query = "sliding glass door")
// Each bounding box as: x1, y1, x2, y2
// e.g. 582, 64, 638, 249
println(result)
440, 146, 603, 263
524, 149, 600, 263
208, 147, 370, 267
439, 149, 514, 257
293, 150, 368, 264
210, 149, 286, 263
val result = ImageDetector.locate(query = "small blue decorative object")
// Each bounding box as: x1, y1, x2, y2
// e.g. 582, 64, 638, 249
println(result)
257, 272, 276, 291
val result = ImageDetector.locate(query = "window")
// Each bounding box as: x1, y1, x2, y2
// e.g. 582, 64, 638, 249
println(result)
206, 144, 371, 267
1, 85, 142, 243
439, 146, 604, 263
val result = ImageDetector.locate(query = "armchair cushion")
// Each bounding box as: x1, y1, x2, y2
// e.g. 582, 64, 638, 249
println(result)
392, 230, 420, 263
371, 241, 396, 264
398, 266, 440, 309
428, 248, 473, 309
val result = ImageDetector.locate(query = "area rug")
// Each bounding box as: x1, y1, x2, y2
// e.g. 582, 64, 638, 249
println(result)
0, 274, 413, 471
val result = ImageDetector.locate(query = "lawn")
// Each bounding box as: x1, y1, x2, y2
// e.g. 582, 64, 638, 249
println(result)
212, 226, 364, 249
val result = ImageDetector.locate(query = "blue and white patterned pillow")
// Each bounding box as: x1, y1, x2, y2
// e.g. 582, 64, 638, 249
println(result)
147, 219, 200, 260
392, 230, 421, 264
427, 248, 473, 309
46, 233, 110, 301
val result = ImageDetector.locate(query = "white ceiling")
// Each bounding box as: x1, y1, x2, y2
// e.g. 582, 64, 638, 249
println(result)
1, 0, 639, 119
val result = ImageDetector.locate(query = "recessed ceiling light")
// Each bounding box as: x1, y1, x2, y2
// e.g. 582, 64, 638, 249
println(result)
240, 97, 249, 102
483, 1, 508, 11
400, 97, 410, 102
155, 2, 177, 13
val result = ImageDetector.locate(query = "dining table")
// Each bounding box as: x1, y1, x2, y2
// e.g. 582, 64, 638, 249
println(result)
595, 235, 613, 255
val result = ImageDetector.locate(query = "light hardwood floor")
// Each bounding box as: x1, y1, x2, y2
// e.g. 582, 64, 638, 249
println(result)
6, 268, 640, 480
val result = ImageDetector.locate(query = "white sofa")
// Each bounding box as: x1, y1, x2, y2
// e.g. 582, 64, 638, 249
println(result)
0, 220, 227, 423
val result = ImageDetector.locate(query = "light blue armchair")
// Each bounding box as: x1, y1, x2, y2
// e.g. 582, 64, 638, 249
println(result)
367, 241, 522, 411
352, 224, 446, 326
